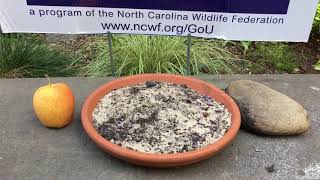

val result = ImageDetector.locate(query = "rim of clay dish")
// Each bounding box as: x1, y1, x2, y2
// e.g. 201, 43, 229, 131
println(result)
81, 74, 241, 167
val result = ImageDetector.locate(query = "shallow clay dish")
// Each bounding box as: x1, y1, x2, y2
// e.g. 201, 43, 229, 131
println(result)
81, 74, 241, 167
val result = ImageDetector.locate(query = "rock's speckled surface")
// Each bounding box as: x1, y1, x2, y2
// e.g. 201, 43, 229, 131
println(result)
226, 80, 310, 135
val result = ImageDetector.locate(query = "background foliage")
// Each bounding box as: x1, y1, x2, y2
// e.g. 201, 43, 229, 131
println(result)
78, 35, 242, 77
0, 34, 74, 78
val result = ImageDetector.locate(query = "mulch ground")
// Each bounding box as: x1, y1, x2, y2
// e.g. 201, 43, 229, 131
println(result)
289, 33, 320, 74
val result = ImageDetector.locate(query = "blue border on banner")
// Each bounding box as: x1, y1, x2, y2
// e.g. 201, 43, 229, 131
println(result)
26, 0, 290, 14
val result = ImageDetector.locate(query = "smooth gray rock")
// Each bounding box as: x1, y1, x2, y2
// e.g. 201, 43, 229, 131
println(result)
226, 80, 310, 135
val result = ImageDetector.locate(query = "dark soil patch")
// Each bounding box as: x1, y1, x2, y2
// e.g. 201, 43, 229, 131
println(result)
265, 164, 276, 173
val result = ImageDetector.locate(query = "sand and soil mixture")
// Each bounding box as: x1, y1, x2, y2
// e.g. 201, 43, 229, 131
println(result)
93, 81, 231, 154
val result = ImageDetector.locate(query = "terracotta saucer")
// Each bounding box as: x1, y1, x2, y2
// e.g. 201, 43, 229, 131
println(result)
81, 74, 241, 167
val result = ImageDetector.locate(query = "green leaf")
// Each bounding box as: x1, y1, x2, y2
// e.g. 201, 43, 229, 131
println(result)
314, 60, 320, 71
240, 41, 252, 51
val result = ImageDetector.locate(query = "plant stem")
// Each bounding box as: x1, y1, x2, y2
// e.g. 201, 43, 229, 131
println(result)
45, 74, 51, 86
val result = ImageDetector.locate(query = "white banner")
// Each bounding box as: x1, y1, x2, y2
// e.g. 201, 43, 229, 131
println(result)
0, 0, 318, 42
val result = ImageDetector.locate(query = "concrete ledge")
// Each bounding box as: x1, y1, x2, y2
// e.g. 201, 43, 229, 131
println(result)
0, 75, 319, 180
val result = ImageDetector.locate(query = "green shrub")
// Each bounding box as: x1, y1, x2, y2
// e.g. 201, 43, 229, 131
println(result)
313, 3, 320, 33
246, 43, 298, 73
0, 34, 74, 78
79, 35, 239, 77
